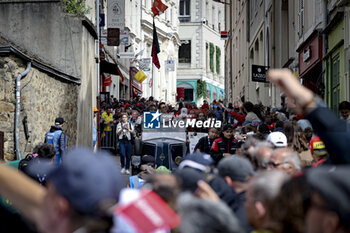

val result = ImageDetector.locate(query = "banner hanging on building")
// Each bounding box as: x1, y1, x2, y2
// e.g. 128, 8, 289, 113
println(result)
134, 70, 147, 83
252, 65, 270, 83
139, 58, 151, 72
165, 60, 175, 71
107, 0, 125, 29
120, 30, 129, 45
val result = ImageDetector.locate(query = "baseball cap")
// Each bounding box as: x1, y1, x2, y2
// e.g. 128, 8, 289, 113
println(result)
217, 155, 255, 182
178, 152, 214, 172
174, 167, 205, 193
30, 148, 124, 217
55, 117, 65, 125
267, 132, 288, 148
307, 166, 350, 228
93, 107, 99, 112
309, 136, 327, 156
297, 119, 313, 131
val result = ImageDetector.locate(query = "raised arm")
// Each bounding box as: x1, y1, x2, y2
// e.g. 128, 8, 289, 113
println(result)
0, 163, 45, 223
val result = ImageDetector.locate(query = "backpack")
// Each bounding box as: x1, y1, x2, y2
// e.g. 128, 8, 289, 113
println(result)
18, 154, 34, 173
18, 154, 47, 186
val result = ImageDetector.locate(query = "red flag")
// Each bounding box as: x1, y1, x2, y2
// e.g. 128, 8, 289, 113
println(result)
152, 0, 168, 17
151, 20, 161, 69
104, 76, 112, 86
116, 190, 181, 233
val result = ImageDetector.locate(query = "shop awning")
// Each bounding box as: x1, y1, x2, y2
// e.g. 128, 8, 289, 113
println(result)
100, 60, 124, 81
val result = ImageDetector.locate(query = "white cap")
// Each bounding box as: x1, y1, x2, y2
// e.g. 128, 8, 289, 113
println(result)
267, 132, 288, 148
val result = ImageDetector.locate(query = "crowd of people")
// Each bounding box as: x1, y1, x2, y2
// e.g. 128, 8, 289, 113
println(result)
1, 69, 350, 233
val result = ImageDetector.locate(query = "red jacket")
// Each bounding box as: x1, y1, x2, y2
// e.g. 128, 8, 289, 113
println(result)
210, 137, 241, 163
201, 104, 209, 110
228, 111, 246, 124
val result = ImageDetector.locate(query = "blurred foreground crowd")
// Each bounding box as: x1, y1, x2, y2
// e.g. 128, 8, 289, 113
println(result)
1, 69, 350, 233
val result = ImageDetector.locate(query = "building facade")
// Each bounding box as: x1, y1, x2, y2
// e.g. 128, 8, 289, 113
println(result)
345, 0, 350, 100
0, 1, 98, 159
225, 0, 248, 104
224, 0, 350, 110
177, 0, 225, 105
141, 0, 180, 103
324, 0, 350, 113
225, 0, 281, 107
101, 0, 180, 103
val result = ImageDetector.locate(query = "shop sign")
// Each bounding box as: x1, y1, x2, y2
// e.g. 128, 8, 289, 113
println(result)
252, 65, 269, 83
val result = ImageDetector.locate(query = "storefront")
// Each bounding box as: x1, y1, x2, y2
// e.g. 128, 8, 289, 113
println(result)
177, 81, 197, 102
297, 31, 323, 96
324, 17, 345, 113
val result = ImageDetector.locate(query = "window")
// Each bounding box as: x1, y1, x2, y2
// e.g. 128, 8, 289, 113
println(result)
212, 7, 215, 30
206, 2, 209, 25
216, 46, 221, 74
206, 42, 209, 70
142, 143, 156, 156
179, 0, 190, 22
218, 11, 221, 31
209, 43, 215, 72
206, 84, 211, 99
170, 9, 173, 26
179, 40, 191, 63
146, 43, 151, 57
171, 144, 184, 165
184, 89, 194, 101
331, 54, 340, 114
178, 83, 194, 101
250, 0, 255, 22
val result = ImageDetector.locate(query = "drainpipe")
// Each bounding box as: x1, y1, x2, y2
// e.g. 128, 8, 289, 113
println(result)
15, 62, 31, 160
96, 0, 101, 149
322, 0, 327, 100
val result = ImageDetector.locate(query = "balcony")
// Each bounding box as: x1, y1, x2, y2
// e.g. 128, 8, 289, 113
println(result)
178, 15, 190, 23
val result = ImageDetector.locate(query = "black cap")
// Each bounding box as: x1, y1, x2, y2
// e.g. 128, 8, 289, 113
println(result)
307, 165, 350, 227
174, 167, 205, 193
55, 117, 65, 125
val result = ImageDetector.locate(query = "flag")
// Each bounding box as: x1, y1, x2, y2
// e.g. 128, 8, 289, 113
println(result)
152, 0, 168, 17
104, 76, 112, 86
152, 20, 161, 69
116, 190, 181, 233
134, 70, 147, 83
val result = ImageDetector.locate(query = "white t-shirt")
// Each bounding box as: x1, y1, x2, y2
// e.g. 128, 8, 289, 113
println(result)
117, 122, 134, 140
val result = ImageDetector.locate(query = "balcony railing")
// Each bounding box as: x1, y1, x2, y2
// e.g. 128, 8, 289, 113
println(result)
179, 15, 190, 22
179, 57, 191, 63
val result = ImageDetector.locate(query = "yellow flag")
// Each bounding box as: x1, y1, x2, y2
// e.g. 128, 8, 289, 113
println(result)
134, 70, 147, 83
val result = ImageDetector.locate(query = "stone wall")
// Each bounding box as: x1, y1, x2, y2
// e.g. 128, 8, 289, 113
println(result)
0, 55, 78, 160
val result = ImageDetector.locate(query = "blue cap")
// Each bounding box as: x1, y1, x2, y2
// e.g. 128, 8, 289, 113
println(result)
178, 152, 214, 172
31, 148, 124, 217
